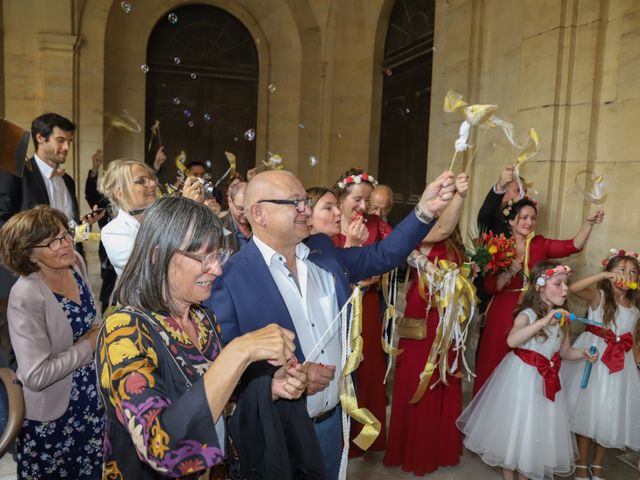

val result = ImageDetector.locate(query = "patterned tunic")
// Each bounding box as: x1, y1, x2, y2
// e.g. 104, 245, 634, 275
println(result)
97, 305, 226, 479
16, 269, 104, 479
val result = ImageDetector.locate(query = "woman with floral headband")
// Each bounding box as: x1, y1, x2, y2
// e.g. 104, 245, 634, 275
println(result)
561, 249, 640, 480
332, 167, 393, 456
473, 198, 604, 395
458, 262, 598, 480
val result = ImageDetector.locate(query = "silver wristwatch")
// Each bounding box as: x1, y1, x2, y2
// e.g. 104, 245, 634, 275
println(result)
414, 205, 437, 224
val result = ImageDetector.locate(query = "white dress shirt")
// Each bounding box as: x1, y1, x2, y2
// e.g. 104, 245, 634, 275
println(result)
253, 235, 341, 417
34, 154, 75, 222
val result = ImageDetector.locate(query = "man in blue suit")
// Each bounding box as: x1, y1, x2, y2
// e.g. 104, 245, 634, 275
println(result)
206, 169, 455, 479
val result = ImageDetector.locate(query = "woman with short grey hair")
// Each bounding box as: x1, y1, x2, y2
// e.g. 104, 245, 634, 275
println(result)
96, 196, 307, 479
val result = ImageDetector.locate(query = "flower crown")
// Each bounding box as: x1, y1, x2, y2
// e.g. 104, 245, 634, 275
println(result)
536, 265, 572, 286
601, 248, 640, 268
502, 196, 538, 218
337, 172, 378, 190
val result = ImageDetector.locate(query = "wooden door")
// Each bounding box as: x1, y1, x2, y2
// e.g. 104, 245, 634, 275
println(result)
145, 4, 258, 186
378, 0, 435, 226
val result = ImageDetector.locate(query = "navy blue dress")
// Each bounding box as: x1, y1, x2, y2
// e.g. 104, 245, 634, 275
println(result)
16, 269, 104, 479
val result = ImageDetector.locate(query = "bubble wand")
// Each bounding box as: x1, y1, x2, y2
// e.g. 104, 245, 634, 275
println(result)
581, 346, 598, 388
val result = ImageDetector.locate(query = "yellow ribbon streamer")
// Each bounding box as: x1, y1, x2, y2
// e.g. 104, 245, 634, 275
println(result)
224, 151, 237, 179
73, 223, 100, 243
339, 287, 381, 451
409, 260, 477, 403
521, 232, 534, 292
380, 271, 402, 357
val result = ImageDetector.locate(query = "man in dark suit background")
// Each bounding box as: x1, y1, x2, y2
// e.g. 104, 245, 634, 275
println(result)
0, 113, 103, 364
0, 113, 84, 229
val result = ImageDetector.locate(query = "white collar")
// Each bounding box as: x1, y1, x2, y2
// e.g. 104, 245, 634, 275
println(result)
253, 234, 309, 267
116, 208, 140, 227
34, 154, 57, 179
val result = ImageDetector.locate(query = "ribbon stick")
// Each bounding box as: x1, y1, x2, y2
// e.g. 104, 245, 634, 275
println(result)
574, 170, 607, 204
147, 120, 162, 152
410, 260, 477, 403
213, 151, 237, 187
254, 152, 285, 173
338, 287, 381, 451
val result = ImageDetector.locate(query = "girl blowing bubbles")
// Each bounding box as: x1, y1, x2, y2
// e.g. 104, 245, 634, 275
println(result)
561, 250, 640, 480
457, 262, 598, 480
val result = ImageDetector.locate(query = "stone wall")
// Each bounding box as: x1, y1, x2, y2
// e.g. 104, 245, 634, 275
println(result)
2, 0, 639, 272
429, 0, 640, 273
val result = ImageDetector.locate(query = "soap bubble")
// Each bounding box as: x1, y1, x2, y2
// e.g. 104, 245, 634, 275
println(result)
183, 108, 192, 118
308, 156, 318, 167
244, 128, 255, 141
298, 123, 305, 129
385, 69, 392, 76
268, 83, 276, 93
121, 2, 131, 14
203, 113, 211, 122
140, 64, 149, 74
173, 97, 181, 105
187, 120, 194, 128
190, 72, 197, 80
173, 57, 181, 65
168, 13, 178, 24
204, 160, 212, 168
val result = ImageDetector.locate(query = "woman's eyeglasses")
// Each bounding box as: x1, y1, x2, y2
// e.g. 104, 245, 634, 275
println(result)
31, 230, 74, 251
177, 248, 233, 272
133, 176, 156, 188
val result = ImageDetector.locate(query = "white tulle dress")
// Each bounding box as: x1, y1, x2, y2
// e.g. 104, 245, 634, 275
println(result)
561, 291, 640, 450
458, 309, 577, 480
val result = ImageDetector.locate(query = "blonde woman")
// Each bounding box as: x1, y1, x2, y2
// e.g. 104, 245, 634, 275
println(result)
98, 160, 158, 276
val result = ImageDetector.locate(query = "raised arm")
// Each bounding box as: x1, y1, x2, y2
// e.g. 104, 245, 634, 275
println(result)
572, 209, 604, 250
424, 173, 468, 244
507, 308, 563, 348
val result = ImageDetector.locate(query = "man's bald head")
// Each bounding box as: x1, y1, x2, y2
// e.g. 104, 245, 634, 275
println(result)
244, 170, 310, 249
369, 184, 394, 220
244, 170, 303, 210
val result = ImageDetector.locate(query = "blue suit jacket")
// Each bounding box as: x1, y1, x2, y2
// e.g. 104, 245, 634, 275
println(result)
205, 212, 434, 361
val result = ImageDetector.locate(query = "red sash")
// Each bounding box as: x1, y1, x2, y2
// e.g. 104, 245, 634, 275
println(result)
514, 348, 562, 401
586, 325, 633, 374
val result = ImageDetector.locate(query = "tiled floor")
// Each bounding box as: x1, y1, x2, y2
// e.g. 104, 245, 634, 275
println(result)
0, 244, 636, 479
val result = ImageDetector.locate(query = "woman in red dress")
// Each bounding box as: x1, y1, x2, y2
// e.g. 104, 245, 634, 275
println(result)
331, 168, 392, 456
473, 198, 605, 395
383, 173, 469, 475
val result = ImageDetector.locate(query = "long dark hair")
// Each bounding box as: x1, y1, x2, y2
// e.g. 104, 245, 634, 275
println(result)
599, 255, 640, 330
515, 261, 569, 341
113, 196, 223, 315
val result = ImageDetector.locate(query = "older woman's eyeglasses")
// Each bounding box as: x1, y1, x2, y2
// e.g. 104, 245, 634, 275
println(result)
31, 230, 74, 251
133, 176, 155, 188
257, 198, 311, 213
177, 248, 232, 272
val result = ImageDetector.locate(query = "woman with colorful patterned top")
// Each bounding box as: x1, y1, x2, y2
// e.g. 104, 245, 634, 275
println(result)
96, 197, 307, 479
0, 206, 103, 479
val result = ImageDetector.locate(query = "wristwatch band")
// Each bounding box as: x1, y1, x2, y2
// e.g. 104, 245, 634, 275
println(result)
414, 205, 436, 224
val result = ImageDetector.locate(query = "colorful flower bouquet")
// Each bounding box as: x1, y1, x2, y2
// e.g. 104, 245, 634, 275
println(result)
468, 230, 517, 274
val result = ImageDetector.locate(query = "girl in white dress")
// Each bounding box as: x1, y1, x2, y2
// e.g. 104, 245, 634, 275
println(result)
458, 262, 598, 480
561, 250, 640, 480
